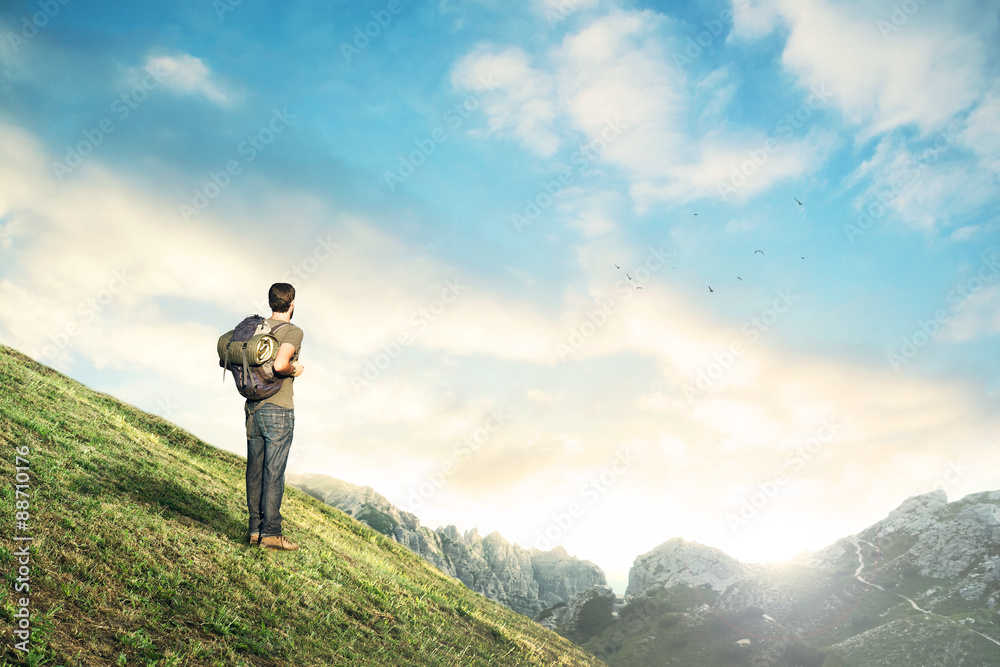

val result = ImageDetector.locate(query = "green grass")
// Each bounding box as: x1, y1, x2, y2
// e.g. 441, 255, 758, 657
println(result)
0, 345, 605, 666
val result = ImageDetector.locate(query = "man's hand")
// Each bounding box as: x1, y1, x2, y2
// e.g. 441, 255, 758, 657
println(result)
290, 361, 305, 377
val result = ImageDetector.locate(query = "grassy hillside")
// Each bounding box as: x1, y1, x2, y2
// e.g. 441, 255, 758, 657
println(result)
0, 344, 605, 667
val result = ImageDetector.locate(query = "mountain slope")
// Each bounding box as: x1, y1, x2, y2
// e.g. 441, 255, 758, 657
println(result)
0, 344, 604, 666
574, 492, 1000, 667
287, 472, 607, 617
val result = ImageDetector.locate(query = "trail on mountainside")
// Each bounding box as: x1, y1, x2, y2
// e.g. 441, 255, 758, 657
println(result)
851, 538, 1000, 648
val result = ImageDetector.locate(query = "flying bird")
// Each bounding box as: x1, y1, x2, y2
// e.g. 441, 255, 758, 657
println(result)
794, 197, 803, 205
614, 264, 620, 269
627, 273, 632, 280
754, 249, 764, 255
708, 286, 714, 293
737, 276, 742, 281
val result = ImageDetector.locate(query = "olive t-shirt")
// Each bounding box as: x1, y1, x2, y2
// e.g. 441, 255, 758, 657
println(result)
262, 318, 303, 410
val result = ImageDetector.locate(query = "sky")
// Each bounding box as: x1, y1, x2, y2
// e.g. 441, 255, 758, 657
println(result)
1, 0, 998, 594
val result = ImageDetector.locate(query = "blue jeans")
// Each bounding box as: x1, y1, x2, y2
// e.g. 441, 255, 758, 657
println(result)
245, 402, 294, 538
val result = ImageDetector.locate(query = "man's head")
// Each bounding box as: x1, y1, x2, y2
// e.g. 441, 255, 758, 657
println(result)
268, 283, 295, 315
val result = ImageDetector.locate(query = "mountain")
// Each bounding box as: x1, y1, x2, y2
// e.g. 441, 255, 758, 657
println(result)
539, 490, 1000, 666
0, 344, 603, 666
286, 472, 607, 617
626, 537, 752, 596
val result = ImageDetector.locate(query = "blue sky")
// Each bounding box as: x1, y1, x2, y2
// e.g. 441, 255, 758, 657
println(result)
1, 0, 999, 593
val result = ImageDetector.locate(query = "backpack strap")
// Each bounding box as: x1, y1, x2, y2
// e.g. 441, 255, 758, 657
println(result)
240, 340, 252, 388
269, 321, 292, 361
245, 400, 268, 436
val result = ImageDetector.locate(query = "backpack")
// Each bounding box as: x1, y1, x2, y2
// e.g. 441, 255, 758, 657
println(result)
217, 315, 291, 401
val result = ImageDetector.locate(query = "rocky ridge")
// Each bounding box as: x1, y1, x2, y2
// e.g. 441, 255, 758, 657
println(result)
286, 473, 606, 616
560, 490, 1000, 666
292, 471, 1000, 664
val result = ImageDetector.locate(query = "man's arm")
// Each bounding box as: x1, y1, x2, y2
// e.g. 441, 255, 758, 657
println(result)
273, 342, 304, 377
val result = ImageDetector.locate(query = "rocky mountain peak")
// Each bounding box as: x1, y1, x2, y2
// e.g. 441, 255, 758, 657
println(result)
626, 537, 750, 597
878, 489, 948, 537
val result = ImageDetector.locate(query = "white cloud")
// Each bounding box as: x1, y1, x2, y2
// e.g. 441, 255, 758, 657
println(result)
0, 122, 559, 378
451, 11, 690, 206
645, 127, 836, 206
554, 10, 692, 205
145, 54, 235, 106
452, 1, 996, 217
450, 8, 839, 210
727, 0, 782, 41
844, 128, 994, 232
959, 85, 1000, 178
739, 0, 989, 138
940, 285, 1000, 342
450, 46, 561, 156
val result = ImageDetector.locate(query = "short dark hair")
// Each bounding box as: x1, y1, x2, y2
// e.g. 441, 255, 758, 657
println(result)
268, 283, 295, 313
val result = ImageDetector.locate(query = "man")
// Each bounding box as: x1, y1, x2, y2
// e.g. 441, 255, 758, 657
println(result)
246, 282, 304, 550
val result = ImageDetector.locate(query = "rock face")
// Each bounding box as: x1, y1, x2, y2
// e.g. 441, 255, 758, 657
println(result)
625, 537, 751, 597
537, 584, 620, 645
580, 490, 1000, 665
287, 473, 606, 616
437, 525, 542, 614
532, 546, 609, 609
802, 490, 1000, 606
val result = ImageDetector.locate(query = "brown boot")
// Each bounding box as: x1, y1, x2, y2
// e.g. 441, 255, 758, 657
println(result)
260, 535, 299, 551
249, 533, 261, 545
